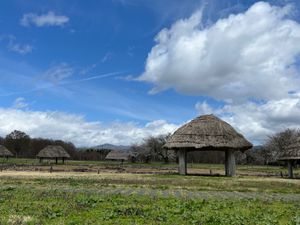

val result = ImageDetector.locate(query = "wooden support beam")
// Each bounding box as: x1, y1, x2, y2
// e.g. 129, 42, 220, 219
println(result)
225, 150, 236, 177
178, 149, 187, 175
287, 160, 294, 178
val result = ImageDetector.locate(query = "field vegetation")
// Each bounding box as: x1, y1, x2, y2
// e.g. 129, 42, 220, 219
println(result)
0, 163, 299, 224
0, 129, 300, 224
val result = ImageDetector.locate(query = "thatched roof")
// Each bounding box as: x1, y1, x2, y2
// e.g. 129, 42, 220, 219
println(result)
105, 150, 130, 160
37, 145, 70, 158
164, 114, 252, 151
278, 138, 300, 161
0, 145, 13, 157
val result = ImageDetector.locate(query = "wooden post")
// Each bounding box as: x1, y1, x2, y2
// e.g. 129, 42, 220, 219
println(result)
62, 158, 65, 164
178, 149, 187, 175
287, 160, 294, 178
225, 150, 236, 177
55, 157, 58, 164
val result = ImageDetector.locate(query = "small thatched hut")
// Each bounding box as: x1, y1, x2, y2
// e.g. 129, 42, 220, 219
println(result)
37, 145, 70, 164
278, 138, 300, 178
105, 150, 130, 163
0, 145, 13, 159
164, 114, 252, 176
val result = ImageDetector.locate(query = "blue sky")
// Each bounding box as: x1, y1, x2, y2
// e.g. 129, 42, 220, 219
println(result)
1, 0, 300, 146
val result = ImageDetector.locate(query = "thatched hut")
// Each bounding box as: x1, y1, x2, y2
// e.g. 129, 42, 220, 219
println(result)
37, 145, 70, 164
0, 145, 13, 159
105, 150, 130, 163
164, 114, 252, 176
278, 138, 300, 178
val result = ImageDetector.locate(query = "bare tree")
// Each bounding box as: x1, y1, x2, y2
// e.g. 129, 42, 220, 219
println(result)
263, 128, 300, 163
145, 135, 170, 163
130, 134, 175, 163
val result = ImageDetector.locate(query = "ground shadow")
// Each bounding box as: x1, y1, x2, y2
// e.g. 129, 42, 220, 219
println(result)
186, 173, 224, 177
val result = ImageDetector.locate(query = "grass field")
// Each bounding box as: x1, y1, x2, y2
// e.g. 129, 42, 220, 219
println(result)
1, 158, 299, 176
0, 160, 300, 224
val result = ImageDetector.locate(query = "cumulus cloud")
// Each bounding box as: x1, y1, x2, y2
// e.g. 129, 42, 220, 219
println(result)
20, 11, 69, 27
195, 101, 215, 115
196, 93, 300, 144
139, 1, 300, 145
0, 108, 178, 147
140, 2, 300, 102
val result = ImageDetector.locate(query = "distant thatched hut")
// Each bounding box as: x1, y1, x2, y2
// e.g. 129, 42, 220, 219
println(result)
0, 145, 13, 159
278, 138, 300, 178
164, 114, 252, 176
105, 150, 130, 163
37, 145, 70, 164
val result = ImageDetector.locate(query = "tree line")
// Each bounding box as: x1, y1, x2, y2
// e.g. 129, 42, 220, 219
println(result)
0, 130, 113, 160
129, 128, 300, 165
0, 130, 78, 158
1, 128, 299, 165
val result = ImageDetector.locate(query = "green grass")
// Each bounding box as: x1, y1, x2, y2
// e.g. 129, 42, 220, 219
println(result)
2, 157, 299, 174
1, 173, 299, 193
0, 171, 300, 224
0, 160, 299, 224
0, 185, 299, 225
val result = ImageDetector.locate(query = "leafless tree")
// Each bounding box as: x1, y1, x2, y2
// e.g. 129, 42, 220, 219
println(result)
263, 128, 300, 163
130, 134, 175, 163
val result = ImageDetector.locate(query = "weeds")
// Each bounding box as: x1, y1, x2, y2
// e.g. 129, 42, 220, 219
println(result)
0, 170, 299, 224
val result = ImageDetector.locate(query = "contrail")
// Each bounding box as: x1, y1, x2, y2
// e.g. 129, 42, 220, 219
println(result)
62, 71, 124, 84
0, 71, 125, 97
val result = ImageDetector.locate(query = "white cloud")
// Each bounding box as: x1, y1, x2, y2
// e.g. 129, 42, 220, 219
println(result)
20, 11, 69, 27
79, 63, 97, 75
101, 52, 113, 63
0, 108, 178, 147
140, 1, 300, 145
195, 101, 215, 115
12, 97, 29, 109
195, 93, 300, 144
140, 2, 300, 102
1, 35, 33, 55
43, 63, 74, 84
8, 43, 33, 55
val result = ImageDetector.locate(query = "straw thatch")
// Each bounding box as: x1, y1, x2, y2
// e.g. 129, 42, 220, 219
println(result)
105, 150, 130, 161
0, 145, 13, 157
164, 114, 252, 151
37, 145, 70, 159
278, 138, 300, 161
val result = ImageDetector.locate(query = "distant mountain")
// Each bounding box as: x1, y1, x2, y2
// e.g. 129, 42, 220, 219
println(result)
92, 143, 130, 151
252, 145, 263, 151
